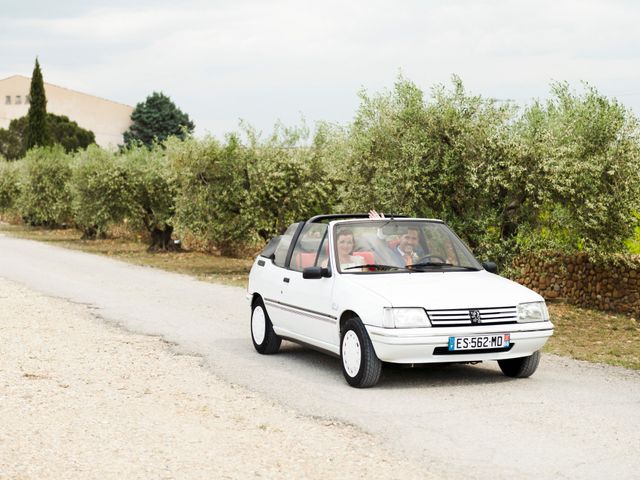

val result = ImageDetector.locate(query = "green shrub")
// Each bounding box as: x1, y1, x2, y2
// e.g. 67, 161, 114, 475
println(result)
0, 159, 22, 212
243, 122, 337, 242
71, 145, 133, 238
338, 76, 513, 261
122, 144, 177, 250
18, 146, 72, 226
516, 83, 640, 253
168, 135, 251, 256
337, 76, 640, 266
168, 123, 338, 257
5, 75, 639, 266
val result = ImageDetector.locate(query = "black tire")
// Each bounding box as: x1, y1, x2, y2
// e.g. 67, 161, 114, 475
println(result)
340, 317, 382, 388
251, 298, 281, 354
498, 351, 541, 378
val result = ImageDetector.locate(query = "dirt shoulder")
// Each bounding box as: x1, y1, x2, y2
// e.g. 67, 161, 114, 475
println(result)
0, 278, 430, 479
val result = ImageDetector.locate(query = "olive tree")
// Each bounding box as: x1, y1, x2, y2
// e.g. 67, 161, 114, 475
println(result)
512, 83, 640, 254
337, 76, 640, 264
168, 135, 251, 255
123, 145, 178, 251
18, 146, 72, 226
168, 121, 338, 256
243, 122, 337, 242
0, 159, 22, 213
339, 76, 514, 258
71, 145, 132, 238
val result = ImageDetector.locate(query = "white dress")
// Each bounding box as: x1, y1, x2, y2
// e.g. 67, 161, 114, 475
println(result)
340, 255, 366, 271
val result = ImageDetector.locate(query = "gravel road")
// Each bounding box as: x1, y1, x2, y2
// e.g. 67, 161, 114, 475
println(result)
1, 233, 639, 479
0, 278, 428, 479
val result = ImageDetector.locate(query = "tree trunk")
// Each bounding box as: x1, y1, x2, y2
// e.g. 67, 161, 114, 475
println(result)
81, 226, 97, 240
147, 225, 179, 252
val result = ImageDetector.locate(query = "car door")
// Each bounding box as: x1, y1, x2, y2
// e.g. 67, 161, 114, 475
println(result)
261, 222, 300, 333
279, 224, 338, 351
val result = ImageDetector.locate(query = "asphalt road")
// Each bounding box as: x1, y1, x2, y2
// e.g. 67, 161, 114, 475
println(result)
1, 233, 639, 479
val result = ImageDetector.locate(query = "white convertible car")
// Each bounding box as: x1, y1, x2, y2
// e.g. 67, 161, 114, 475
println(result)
247, 214, 554, 387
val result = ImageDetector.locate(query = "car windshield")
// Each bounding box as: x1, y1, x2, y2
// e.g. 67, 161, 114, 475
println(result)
333, 220, 482, 274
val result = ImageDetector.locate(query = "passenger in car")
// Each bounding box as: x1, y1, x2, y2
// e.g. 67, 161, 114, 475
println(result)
335, 228, 365, 271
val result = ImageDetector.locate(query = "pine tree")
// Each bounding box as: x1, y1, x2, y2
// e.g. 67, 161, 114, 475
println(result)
123, 92, 195, 148
25, 58, 50, 150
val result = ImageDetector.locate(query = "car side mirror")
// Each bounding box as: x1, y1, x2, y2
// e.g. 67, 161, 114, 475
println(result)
482, 261, 498, 274
302, 266, 331, 279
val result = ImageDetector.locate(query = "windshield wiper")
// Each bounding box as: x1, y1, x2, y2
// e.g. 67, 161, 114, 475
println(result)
343, 264, 411, 272
408, 262, 480, 271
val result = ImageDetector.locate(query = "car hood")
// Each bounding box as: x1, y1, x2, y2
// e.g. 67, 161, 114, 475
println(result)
346, 270, 542, 309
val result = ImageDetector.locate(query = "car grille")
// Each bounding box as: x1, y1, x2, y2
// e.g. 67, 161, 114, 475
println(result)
426, 306, 518, 327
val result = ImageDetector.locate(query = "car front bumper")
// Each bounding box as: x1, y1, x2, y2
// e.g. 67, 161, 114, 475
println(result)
366, 321, 554, 364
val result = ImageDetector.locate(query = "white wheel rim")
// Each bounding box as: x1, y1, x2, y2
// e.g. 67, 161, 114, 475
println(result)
342, 330, 362, 378
252, 306, 266, 345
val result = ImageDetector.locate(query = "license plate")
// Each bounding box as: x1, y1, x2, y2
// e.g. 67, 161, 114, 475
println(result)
448, 334, 510, 351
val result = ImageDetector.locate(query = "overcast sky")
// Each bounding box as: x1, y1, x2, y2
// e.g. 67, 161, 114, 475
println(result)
2, 0, 640, 137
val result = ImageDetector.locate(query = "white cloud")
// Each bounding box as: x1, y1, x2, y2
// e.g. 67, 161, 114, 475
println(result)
2, 0, 640, 136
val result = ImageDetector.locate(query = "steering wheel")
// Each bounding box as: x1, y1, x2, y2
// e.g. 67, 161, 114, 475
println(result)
415, 254, 448, 264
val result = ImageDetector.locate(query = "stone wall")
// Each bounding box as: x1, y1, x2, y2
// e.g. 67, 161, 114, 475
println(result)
512, 253, 640, 315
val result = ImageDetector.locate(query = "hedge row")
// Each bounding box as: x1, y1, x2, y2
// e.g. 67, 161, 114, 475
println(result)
0, 124, 337, 255
1, 77, 639, 262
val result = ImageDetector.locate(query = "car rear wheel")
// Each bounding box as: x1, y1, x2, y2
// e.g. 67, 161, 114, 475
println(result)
498, 351, 540, 378
251, 298, 281, 354
341, 317, 382, 388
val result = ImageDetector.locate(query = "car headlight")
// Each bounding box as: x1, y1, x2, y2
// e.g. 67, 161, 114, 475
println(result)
383, 308, 431, 328
517, 301, 549, 323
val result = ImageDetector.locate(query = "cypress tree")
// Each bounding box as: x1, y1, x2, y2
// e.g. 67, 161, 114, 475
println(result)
25, 58, 50, 150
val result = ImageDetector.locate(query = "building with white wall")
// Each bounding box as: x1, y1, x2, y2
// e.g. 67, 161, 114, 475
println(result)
0, 75, 133, 149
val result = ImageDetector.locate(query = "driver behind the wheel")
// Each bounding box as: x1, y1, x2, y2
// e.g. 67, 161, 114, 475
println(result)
389, 226, 420, 266
368, 210, 422, 267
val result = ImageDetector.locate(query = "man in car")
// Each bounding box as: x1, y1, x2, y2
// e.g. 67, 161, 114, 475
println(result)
387, 226, 420, 266
368, 210, 421, 267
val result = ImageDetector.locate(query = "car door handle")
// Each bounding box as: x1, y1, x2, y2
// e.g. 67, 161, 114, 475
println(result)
283, 277, 290, 283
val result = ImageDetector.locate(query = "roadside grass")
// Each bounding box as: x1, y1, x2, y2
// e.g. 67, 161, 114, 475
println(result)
545, 302, 640, 370
1, 222, 639, 371
626, 226, 640, 254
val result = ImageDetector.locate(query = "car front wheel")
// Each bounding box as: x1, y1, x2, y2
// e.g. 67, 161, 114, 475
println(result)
498, 351, 540, 378
251, 298, 281, 354
341, 317, 382, 388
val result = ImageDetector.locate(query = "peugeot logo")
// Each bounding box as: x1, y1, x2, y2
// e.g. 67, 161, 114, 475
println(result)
469, 310, 482, 324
